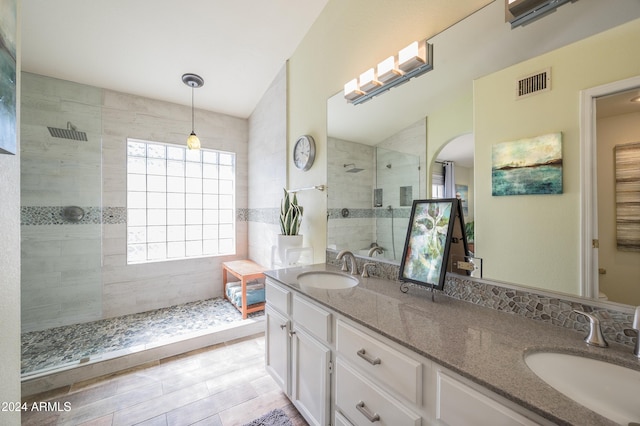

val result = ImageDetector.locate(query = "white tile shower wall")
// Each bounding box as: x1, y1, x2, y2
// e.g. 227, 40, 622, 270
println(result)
247, 65, 286, 268
20, 73, 104, 332
328, 217, 375, 254
20, 72, 251, 330
376, 149, 420, 208
101, 88, 249, 319
327, 137, 375, 250
328, 137, 375, 209
376, 118, 426, 199
375, 215, 410, 262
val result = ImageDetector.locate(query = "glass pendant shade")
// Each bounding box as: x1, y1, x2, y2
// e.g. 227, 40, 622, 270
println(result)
182, 73, 204, 151
187, 132, 201, 150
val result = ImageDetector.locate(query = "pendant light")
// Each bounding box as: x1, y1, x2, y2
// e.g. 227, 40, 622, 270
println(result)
182, 73, 204, 150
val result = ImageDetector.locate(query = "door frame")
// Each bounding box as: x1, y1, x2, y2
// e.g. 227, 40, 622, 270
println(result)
579, 75, 640, 298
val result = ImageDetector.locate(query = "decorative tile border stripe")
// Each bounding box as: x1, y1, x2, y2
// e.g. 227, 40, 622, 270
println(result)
326, 249, 636, 348
327, 207, 412, 220
374, 207, 411, 219
22, 206, 250, 226
103, 206, 126, 224
21, 206, 102, 226
328, 208, 374, 220
247, 207, 279, 225
237, 208, 249, 222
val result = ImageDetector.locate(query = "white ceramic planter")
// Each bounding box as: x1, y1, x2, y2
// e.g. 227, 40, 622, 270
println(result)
276, 234, 303, 265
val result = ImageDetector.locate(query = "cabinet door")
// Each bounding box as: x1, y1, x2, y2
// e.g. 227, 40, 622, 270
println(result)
291, 325, 331, 426
265, 306, 290, 395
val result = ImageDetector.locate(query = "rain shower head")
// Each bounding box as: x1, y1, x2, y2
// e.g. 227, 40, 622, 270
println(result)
47, 122, 88, 141
344, 163, 364, 173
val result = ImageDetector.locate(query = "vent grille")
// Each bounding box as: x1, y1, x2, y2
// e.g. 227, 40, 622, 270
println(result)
516, 68, 550, 99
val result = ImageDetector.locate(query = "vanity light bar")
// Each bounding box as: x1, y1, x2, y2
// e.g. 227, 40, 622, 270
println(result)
344, 40, 433, 105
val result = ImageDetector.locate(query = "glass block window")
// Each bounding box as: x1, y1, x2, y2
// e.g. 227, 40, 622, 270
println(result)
127, 139, 236, 264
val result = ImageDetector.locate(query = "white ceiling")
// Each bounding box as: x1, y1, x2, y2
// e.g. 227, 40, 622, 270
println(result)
20, 0, 329, 118
20, 1, 640, 126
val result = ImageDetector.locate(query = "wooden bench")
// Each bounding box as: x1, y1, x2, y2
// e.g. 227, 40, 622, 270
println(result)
222, 260, 267, 319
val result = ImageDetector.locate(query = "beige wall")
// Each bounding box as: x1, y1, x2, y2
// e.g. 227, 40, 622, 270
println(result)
427, 92, 474, 200
474, 18, 640, 294
596, 111, 640, 305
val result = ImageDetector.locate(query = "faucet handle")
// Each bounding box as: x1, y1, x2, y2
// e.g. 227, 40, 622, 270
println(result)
361, 262, 375, 278
624, 306, 640, 358
573, 310, 608, 348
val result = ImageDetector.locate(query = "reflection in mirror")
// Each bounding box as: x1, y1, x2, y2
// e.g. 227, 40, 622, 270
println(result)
433, 133, 475, 250
326, 0, 640, 307
327, 119, 424, 262
594, 88, 640, 305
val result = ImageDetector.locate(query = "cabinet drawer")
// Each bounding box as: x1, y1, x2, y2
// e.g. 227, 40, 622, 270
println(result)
292, 294, 331, 342
335, 410, 354, 426
336, 320, 422, 404
266, 279, 290, 315
436, 371, 539, 426
336, 359, 421, 426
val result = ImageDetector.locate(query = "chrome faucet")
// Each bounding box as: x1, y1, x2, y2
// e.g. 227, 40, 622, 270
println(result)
367, 246, 384, 257
573, 310, 608, 348
623, 306, 640, 358
336, 250, 358, 275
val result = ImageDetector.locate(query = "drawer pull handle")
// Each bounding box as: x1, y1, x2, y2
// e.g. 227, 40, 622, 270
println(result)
280, 323, 287, 330
288, 330, 296, 338
356, 401, 380, 423
357, 349, 381, 365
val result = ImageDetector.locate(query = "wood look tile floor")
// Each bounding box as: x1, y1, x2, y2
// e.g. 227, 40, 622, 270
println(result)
21, 334, 308, 426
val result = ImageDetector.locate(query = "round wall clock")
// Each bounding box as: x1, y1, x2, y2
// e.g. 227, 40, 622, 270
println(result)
293, 135, 316, 171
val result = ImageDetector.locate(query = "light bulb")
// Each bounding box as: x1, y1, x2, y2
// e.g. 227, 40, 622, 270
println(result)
187, 132, 201, 150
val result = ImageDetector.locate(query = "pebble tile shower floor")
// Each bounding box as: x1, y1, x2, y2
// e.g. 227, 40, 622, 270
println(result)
21, 298, 263, 375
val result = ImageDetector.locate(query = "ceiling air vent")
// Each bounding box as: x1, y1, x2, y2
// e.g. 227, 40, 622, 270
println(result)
516, 68, 550, 99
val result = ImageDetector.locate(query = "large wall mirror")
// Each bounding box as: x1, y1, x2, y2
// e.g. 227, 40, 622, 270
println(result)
327, 0, 640, 307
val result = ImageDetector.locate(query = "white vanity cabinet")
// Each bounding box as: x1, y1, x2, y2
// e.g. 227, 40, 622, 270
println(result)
266, 276, 551, 426
265, 278, 332, 426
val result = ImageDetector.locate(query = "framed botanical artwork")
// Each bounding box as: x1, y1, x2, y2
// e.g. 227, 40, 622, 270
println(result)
615, 141, 640, 252
399, 198, 468, 291
492, 132, 563, 196
0, 0, 17, 155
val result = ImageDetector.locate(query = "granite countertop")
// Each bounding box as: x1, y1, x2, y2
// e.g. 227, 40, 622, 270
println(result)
265, 263, 640, 426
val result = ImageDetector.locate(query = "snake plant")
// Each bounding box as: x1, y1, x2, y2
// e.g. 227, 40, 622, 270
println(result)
279, 188, 303, 235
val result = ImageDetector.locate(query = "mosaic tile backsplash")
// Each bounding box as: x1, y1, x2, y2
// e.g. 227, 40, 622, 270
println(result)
326, 249, 637, 348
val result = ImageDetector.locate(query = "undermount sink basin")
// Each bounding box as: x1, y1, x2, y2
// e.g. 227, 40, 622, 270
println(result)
297, 271, 358, 290
525, 352, 640, 425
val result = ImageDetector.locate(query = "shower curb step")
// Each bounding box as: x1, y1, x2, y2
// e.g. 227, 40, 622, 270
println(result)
21, 317, 265, 397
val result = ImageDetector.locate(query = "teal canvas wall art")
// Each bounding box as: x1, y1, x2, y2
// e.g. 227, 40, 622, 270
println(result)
492, 133, 563, 196
0, 0, 17, 155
